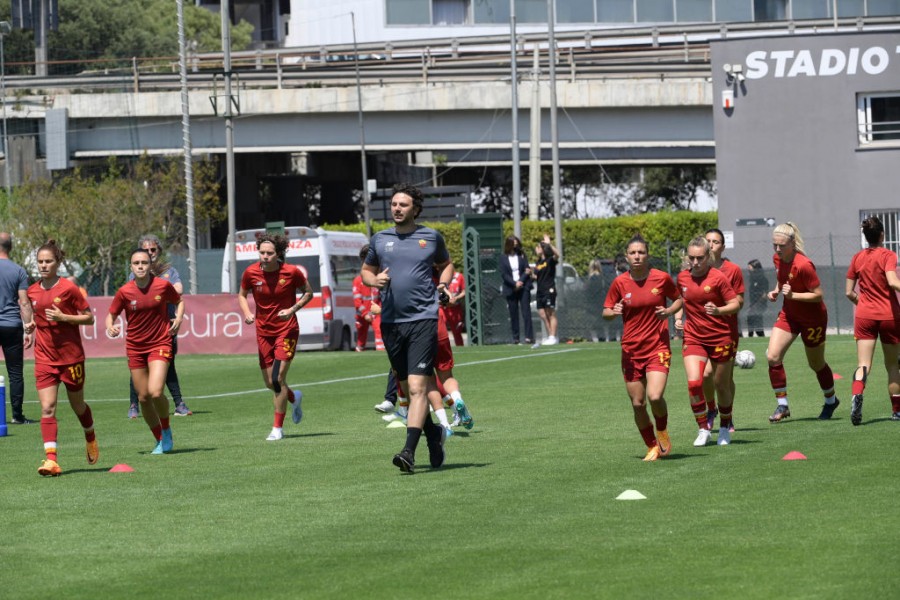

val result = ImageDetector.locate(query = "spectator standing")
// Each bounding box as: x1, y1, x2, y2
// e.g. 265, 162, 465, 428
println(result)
499, 235, 534, 345
746, 259, 769, 337
534, 235, 560, 346
0, 232, 35, 425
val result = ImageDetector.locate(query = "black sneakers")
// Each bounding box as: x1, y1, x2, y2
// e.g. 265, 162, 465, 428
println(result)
818, 397, 840, 420
850, 394, 864, 426
392, 448, 415, 473
11, 416, 35, 425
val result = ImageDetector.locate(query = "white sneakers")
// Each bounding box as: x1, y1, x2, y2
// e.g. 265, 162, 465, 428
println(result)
693, 428, 712, 447
542, 336, 559, 346
374, 400, 395, 413
717, 427, 731, 446
266, 427, 284, 441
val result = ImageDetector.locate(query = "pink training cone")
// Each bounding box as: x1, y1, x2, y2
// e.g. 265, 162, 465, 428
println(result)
109, 464, 135, 473
782, 451, 807, 461
832, 373, 843, 380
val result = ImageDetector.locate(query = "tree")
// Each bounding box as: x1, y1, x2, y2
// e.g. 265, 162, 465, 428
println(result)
0, 1, 254, 75
603, 166, 717, 215
8, 156, 224, 294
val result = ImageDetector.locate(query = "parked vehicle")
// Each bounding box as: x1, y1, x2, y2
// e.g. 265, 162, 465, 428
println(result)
222, 227, 368, 351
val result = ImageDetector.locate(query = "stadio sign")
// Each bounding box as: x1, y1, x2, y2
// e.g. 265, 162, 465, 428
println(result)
744, 44, 900, 79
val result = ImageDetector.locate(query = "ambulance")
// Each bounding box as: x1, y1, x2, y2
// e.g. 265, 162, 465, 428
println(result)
222, 227, 370, 351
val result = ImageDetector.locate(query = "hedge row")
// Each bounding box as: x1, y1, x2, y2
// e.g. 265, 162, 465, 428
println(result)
329, 211, 718, 276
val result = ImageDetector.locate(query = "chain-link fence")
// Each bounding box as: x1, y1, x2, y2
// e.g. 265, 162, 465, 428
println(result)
477, 234, 870, 345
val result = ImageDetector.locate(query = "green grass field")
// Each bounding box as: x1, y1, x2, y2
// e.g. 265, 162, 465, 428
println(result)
2, 335, 898, 599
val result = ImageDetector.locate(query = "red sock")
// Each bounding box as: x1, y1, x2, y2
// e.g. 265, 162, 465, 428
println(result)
815, 364, 835, 397
851, 380, 865, 396
160, 417, 170, 431
706, 399, 717, 412
274, 411, 286, 428
436, 378, 448, 398
638, 425, 657, 448
891, 395, 900, 413
285, 386, 294, 403
691, 401, 709, 429
41, 417, 58, 461
150, 424, 163, 441
76, 405, 96, 443
769, 364, 787, 391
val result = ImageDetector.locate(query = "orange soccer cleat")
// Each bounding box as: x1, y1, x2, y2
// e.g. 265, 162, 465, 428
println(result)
38, 459, 62, 477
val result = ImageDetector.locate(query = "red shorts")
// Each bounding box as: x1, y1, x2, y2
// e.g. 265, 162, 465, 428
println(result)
128, 345, 173, 369
621, 348, 671, 382
854, 317, 900, 344
257, 330, 299, 369
682, 341, 736, 363
34, 361, 86, 392
435, 334, 454, 372
774, 311, 828, 347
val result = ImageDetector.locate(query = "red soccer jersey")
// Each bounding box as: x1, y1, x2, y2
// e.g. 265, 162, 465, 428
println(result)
445, 271, 465, 320
28, 278, 90, 365
773, 252, 827, 321
109, 277, 181, 354
677, 268, 737, 346
604, 269, 679, 357
241, 262, 308, 336
717, 259, 745, 338
847, 247, 900, 321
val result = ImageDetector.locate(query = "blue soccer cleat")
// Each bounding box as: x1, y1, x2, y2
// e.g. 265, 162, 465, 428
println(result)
455, 398, 474, 430
291, 390, 304, 424
161, 428, 174, 453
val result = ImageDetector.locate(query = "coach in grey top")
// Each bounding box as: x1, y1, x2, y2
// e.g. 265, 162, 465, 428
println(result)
362, 183, 453, 474
0, 232, 35, 424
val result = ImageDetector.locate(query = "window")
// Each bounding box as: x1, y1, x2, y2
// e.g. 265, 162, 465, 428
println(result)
637, 0, 675, 22
860, 210, 900, 255
386, 0, 430, 24
678, 0, 712, 21
557, 0, 595, 22
754, 0, 787, 20
868, 0, 900, 17
857, 93, 900, 145
837, 0, 865, 17
597, 0, 634, 22
716, 0, 752, 21
517, 0, 549, 23
433, 0, 469, 24
473, 0, 510, 24
792, 0, 831, 19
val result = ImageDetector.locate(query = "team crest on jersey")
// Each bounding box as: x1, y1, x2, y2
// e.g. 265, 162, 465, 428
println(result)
53, 296, 62, 304
154, 295, 162, 302
164, 273, 170, 279
418, 239, 427, 248
651, 287, 659, 295
279, 278, 286, 286
704, 285, 711, 293
788, 273, 795, 280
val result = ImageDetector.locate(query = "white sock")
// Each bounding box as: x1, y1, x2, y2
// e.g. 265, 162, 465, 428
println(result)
777, 396, 789, 407
451, 390, 463, 402
435, 408, 450, 428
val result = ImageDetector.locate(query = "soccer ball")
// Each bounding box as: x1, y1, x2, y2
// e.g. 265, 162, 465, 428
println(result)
735, 349, 756, 369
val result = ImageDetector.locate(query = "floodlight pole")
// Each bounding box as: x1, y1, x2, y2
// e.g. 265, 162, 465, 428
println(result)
547, 0, 563, 261
177, 0, 198, 294
0, 21, 10, 196
351, 12, 372, 238
510, 1, 521, 238
222, 1, 238, 293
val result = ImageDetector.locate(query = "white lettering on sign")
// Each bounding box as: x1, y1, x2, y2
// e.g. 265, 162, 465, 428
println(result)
744, 46, 896, 79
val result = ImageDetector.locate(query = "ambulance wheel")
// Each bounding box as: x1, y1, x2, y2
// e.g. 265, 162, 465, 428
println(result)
339, 327, 352, 351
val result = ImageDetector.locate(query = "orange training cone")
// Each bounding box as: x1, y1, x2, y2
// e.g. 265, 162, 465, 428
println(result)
782, 451, 807, 461
109, 464, 135, 473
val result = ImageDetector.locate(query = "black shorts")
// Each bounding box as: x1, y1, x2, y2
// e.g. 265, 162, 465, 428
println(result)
536, 290, 557, 309
381, 319, 438, 380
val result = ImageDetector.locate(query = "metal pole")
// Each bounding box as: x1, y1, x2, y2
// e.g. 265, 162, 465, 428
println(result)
528, 45, 541, 220
510, 1, 521, 238
0, 23, 10, 196
177, 0, 198, 294
222, 0, 238, 293
351, 12, 372, 239
547, 0, 563, 261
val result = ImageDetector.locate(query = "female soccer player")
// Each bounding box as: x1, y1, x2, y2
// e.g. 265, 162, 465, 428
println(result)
603, 235, 682, 461
677, 236, 740, 447
28, 241, 98, 476
702, 228, 745, 432
238, 234, 313, 441
106, 248, 184, 454
845, 216, 900, 425
765, 222, 839, 423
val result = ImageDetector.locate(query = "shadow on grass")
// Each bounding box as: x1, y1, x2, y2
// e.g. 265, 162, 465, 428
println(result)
282, 432, 336, 439
420, 462, 492, 473
137, 447, 217, 456
58, 466, 116, 476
